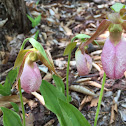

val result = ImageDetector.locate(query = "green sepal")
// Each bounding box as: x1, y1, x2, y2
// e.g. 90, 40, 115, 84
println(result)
111, 3, 125, 12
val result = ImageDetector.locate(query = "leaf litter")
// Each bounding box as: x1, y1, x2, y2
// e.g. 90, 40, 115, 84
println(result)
1, 0, 126, 126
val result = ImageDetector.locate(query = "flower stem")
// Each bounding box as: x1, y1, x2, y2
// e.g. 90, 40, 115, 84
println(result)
94, 72, 106, 126
66, 53, 71, 103
20, 38, 30, 50
18, 79, 26, 126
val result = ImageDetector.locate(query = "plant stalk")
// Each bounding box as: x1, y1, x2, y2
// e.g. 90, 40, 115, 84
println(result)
66, 53, 71, 103
18, 79, 26, 126
94, 72, 106, 126
20, 38, 30, 50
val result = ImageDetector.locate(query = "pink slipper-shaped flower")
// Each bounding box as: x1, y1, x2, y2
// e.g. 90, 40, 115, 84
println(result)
101, 37, 126, 79
20, 62, 42, 93
75, 49, 92, 76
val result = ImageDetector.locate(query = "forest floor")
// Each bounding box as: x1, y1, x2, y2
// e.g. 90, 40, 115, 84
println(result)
0, 0, 126, 126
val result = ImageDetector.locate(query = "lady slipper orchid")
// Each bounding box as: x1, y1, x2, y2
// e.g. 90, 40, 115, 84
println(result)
101, 24, 126, 79
79, 7, 126, 79
75, 49, 92, 76
20, 61, 42, 93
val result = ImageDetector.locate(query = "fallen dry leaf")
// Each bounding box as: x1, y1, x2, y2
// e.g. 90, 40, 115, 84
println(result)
90, 97, 99, 107
0, 95, 27, 116
110, 90, 121, 124
43, 73, 52, 82
80, 81, 109, 91
79, 96, 93, 111
109, 100, 118, 124
60, 22, 72, 36
31, 92, 45, 106
27, 100, 38, 110
70, 85, 96, 96
43, 119, 55, 126
92, 62, 101, 72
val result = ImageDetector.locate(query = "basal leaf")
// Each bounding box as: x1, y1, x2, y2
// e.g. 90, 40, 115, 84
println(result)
59, 99, 91, 126
1, 107, 22, 126
53, 74, 65, 93
40, 80, 67, 126
40, 80, 67, 113
71, 34, 90, 42
34, 15, 41, 27
10, 102, 19, 113
111, 3, 125, 12
63, 42, 77, 56
0, 69, 17, 96
60, 108, 73, 126
34, 30, 39, 40
27, 15, 34, 23
27, 14, 41, 27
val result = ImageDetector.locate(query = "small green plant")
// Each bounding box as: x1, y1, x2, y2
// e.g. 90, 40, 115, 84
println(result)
27, 14, 41, 28
27, 14, 41, 40
0, 69, 17, 96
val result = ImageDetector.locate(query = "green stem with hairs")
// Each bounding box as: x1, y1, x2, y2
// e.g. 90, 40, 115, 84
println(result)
66, 53, 71, 103
18, 79, 26, 126
94, 72, 106, 126
20, 38, 30, 50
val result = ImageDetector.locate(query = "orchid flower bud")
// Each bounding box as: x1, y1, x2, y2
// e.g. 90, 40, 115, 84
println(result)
101, 24, 126, 79
75, 49, 92, 76
20, 60, 42, 93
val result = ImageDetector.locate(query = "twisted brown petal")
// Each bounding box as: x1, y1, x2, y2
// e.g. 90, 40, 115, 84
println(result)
79, 19, 111, 53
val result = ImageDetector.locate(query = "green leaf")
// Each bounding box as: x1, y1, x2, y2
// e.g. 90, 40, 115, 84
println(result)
10, 102, 19, 113
0, 69, 17, 96
29, 38, 49, 64
34, 30, 39, 40
28, 38, 58, 75
59, 109, 73, 126
27, 14, 41, 27
34, 15, 41, 27
40, 80, 67, 126
36, 0, 40, 5
111, 3, 125, 12
94, 40, 100, 47
63, 42, 77, 56
71, 34, 90, 42
1, 107, 22, 126
59, 99, 91, 126
27, 15, 34, 23
53, 74, 65, 93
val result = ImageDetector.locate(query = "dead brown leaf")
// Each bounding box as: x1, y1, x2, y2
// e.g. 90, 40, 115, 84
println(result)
0, 95, 27, 116
27, 100, 38, 110
43, 119, 55, 126
109, 100, 118, 124
79, 96, 93, 111
43, 73, 52, 82
60, 22, 72, 36
90, 97, 99, 107
80, 81, 109, 91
